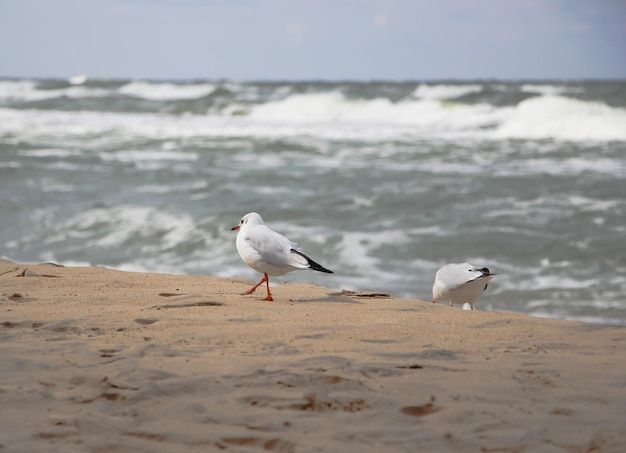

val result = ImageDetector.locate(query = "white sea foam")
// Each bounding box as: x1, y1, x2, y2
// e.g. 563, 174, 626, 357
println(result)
412, 84, 483, 100
529, 311, 626, 326
497, 157, 626, 177
245, 91, 626, 142
46, 205, 200, 251
414, 159, 485, 175
0, 79, 216, 104
247, 91, 503, 132
36, 254, 92, 268
530, 275, 600, 290
18, 149, 82, 158
248, 92, 355, 123
566, 196, 623, 211
118, 81, 216, 100
52, 206, 237, 276
99, 150, 198, 163
521, 84, 583, 96
492, 95, 626, 141
0, 80, 110, 103
69, 74, 89, 85
2, 89, 625, 143
0, 80, 41, 102
334, 229, 411, 287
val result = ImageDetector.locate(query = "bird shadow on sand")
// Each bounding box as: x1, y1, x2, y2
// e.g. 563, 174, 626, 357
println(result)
291, 290, 393, 304
290, 295, 365, 304
151, 293, 224, 310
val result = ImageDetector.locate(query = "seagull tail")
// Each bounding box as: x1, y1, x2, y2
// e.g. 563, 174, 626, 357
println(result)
291, 249, 334, 274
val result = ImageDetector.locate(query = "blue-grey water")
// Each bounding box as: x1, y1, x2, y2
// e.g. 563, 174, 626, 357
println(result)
1, 77, 625, 325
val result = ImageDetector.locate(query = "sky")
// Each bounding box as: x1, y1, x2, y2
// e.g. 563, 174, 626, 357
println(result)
1, 0, 625, 81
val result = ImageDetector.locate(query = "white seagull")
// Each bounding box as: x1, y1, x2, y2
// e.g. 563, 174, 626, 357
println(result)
431, 263, 496, 310
231, 212, 333, 301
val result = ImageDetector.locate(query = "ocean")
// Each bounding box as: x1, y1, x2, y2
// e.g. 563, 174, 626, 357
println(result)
1, 77, 625, 325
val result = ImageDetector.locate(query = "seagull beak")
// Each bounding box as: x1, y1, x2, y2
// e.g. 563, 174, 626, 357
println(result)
231, 224, 240, 231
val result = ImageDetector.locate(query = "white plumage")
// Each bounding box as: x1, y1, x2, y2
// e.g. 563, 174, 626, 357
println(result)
231, 212, 333, 301
432, 262, 496, 310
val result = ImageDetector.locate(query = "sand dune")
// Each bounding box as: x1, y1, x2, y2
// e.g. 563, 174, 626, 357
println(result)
1, 259, 625, 452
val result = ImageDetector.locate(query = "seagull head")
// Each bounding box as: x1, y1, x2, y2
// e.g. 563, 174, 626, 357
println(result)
478, 267, 497, 277
231, 212, 264, 231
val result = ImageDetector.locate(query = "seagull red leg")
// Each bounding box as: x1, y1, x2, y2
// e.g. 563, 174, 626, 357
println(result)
242, 274, 267, 296
262, 274, 274, 301
242, 273, 273, 301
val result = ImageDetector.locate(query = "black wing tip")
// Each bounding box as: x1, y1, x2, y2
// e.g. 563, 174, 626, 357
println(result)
291, 249, 334, 274
311, 263, 334, 274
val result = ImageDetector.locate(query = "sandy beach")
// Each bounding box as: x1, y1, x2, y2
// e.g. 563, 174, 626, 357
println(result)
1, 258, 625, 452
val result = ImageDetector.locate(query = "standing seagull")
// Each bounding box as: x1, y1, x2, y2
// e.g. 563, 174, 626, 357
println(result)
231, 212, 333, 301
432, 263, 496, 310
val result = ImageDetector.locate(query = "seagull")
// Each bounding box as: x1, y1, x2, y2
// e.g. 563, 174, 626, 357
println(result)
231, 212, 333, 301
431, 263, 496, 310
